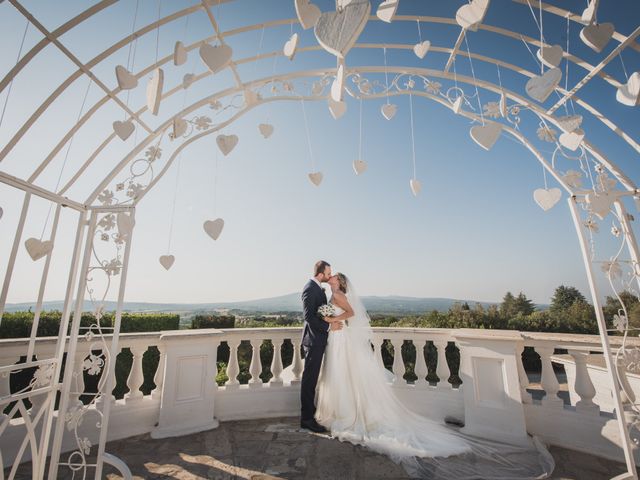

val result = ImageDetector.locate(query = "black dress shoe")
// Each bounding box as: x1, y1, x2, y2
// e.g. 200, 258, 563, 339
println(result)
300, 419, 328, 433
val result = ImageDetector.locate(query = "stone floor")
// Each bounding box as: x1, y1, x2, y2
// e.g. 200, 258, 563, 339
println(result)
5, 417, 629, 479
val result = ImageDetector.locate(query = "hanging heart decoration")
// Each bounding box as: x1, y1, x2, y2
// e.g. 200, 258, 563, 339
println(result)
203, 218, 225, 240
616, 72, 640, 107
182, 73, 196, 89
146, 68, 164, 115
353, 159, 367, 175
376, 0, 399, 23
470, 122, 502, 151
556, 114, 583, 133
172, 118, 188, 138
24, 238, 53, 261
536, 44, 563, 69
581, 0, 598, 25
331, 64, 345, 102
525, 68, 562, 103
295, 0, 321, 30
559, 128, 585, 151
159, 255, 175, 270
174, 41, 188, 66
456, 0, 490, 31
284, 33, 299, 60
580, 23, 614, 53
113, 120, 135, 141
381, 103, 397, 120
533, 188, 562, 211
308, 172, 323, 186
258, 123, 274, 139
199, 43, 233, 74
115, 65, 138, 90
409, 179, 422, 196
328, 98, 347, 119
314, 0, 371, 58
216, 134, 239, 156
413, 41, 430, 60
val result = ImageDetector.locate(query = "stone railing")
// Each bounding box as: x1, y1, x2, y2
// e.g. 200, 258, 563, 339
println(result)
2, 327, 639, 468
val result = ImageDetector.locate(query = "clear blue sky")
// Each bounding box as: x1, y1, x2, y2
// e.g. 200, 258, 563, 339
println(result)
0, 0, 639, 306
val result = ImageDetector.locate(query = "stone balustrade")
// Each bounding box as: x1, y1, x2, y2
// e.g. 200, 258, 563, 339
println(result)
2, 328, 640, 468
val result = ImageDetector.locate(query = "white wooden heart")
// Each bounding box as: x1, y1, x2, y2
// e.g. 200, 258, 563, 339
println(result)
556, 114, 583, 133
199, 43, 233, 74
536, 44, 563, 69
284, 33, 299, 60
525, 67, 561, 102
328, 98, 347, 119
24, 238, 53, 261
586, 192, 615, 219
409, 179, 422, 196
580, 23, 614, 53
295, 0, 321, 30
413, 40, 430, 59
452, 96, 464, 114
376, 0, 399, 23
314, 0, 371, 59
353, 159, 367, 175
456, 0, 490, 31
159, 255, 175, 270
182, 73, 195, 89
616, 72, 640, 107
113, 120, 134, 141
244, 89, 260, 107
216, 134, 239, 156
115, 65, 137, 90
581, 0, 598, 25
308, 172, 323, 186
533, 188, 561, 211
172, 118, 188, 138
381, 103, 397, 120
203, 218, 225, 240
174, 41, 188, 66
331, 64, 345, 102
258, 123, 274, 139
559, 128, 584, 151
470, 122, 502, 151
117, 212, 135, 239
499, 91, 508, 117
146, 68, 164, 116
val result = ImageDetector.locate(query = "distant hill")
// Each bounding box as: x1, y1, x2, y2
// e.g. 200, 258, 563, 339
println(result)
3, 293, 509, 315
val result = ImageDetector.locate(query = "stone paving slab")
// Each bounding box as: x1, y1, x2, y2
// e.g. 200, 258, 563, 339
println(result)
4, 416, 630, 479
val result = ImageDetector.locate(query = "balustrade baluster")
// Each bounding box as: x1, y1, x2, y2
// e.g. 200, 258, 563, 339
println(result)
152, 344, 166, 400
225, 340, 240, 387
414, 340, 428, 386
569, 349, 599, 414
270, 338, 284, 386
125, 345, 145, 403
537, 346, 563, 407
435, 340, 451, 389
517, 343, 533, 404
391, 338, 406, 384
249, 339, 263, 387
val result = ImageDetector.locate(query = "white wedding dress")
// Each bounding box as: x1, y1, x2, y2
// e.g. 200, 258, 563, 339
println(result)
314, 281, 554, 479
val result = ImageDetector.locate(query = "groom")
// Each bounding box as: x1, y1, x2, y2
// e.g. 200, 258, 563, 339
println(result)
300, 260, 342, 433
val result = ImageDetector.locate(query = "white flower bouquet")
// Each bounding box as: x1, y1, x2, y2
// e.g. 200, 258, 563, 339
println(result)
318, 304, 335, 318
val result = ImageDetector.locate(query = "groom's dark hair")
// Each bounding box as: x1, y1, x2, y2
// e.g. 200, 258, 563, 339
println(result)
314, 260, 330, 276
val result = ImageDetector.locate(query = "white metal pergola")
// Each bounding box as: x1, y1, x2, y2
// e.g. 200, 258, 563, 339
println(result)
0, 0, 639, 478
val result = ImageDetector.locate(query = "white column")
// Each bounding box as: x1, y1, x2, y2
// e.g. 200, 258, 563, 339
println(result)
414, 340, 428, 386
537, 346, 563, 407
124, 345, 145, 403
516, 343, 533, 404
435, 340, 451, 389
391, 338, 406, 385
152, 344, 166, 400
291, 339, 303, 385
225, 339, 240, 387
569, 349, 599, 414
269, 339, 284, 386
249, 339, 263, 387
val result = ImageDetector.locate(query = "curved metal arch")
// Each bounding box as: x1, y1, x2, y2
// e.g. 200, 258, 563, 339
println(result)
5, 9, 629, 183
84, 66, 637, 208
54, 42, 640, 201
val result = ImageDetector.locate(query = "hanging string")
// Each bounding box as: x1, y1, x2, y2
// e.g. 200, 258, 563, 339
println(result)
408, 93, 417, 179
213, 148, 219, 217
254, 25, 266, 76
452, 57, 459, 89
0, 19, 29, 131
416, 19, 422, 43
618, 52, 630, 81
524, 0, 545, 74
154, 0, 162, 64
542, 165, 549, 190
124, 0, 140, 116
166, 154, 182, 253
564, 14, 573, 115
41, 78, 93, 239
496, 63, 503, 88
300, 99, 315, 170
358, 96, 363, 160
538, 0, 544, 74
383, 46, 390, 105
463, 35, 484, 123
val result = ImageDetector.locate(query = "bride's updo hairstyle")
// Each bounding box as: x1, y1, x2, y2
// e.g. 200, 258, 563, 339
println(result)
336, 273, 348, 294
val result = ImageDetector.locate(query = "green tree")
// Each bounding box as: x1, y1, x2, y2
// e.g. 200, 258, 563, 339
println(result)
550, 285, 587, 312
500, 292, 517, 319
514, 292, 536, 316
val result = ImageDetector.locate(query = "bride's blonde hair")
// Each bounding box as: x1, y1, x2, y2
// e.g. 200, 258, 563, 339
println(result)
336, 273, 348, 294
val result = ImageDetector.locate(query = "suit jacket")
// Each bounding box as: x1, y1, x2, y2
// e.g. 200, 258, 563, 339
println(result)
301, 279, 328, 348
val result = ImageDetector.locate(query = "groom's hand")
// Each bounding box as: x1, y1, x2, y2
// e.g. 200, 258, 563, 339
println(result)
330, 322, 343, 331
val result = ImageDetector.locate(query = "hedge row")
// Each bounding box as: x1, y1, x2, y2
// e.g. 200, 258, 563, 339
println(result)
191, 314, 235, 329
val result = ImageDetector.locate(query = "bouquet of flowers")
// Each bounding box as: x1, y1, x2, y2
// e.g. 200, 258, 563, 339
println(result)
318, 304, 336, 318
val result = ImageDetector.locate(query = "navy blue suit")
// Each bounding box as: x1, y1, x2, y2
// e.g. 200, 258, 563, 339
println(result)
300, 279, 328, 422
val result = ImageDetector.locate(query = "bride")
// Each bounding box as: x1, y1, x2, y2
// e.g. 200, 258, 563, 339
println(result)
314, 273, 554, 479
